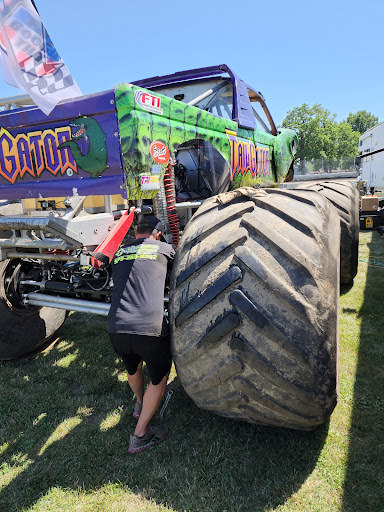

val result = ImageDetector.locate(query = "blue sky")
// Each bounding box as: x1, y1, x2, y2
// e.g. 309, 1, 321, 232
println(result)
0, 0, 383, 126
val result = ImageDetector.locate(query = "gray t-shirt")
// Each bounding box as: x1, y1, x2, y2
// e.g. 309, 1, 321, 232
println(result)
107, 238, 175, 336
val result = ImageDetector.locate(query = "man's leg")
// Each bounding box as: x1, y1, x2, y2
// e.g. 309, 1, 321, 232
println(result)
134, 372, 169, 437
127, 361, 144, 405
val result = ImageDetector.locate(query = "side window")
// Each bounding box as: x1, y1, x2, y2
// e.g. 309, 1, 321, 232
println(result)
248, 89, 273, 134
206, 82, 233, 121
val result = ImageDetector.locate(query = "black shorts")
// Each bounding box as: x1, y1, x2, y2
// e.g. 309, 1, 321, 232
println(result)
109, 332, 172, 385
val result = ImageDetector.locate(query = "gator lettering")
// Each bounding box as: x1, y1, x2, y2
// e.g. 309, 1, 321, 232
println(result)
226, 133, 269, 180
0, 126, 77, 184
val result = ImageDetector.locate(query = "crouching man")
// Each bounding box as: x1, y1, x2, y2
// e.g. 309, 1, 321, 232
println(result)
107, 216, 175, 453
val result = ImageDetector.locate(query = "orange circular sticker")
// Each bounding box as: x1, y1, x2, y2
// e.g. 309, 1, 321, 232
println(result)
150, 141, 170, 164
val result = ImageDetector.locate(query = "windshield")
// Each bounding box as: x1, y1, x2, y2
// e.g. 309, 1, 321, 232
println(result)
153, 79, 234, 121
205, 82, 233, 121
248, 89, 273, 134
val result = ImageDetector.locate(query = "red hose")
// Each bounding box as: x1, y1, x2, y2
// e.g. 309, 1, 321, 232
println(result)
163, 162, 180, 249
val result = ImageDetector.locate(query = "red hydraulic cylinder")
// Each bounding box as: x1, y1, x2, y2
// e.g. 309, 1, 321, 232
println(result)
90, 208, 135, 268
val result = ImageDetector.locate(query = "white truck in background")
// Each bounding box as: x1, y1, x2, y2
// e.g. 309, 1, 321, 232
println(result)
357, 122, 384, 192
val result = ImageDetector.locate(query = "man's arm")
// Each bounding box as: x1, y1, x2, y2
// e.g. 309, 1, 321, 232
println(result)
165, 246, 175, 287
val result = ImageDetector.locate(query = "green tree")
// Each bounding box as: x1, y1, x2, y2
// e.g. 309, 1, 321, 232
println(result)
346, 110, 378, 134
282, 104, 335, 159
320, 121, 360, 171
282, 104, 360, 173
332, 122, 360, 157
281, 104, 335, 173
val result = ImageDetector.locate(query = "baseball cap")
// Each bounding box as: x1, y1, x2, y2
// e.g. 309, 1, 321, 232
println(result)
137, 216, 166, 241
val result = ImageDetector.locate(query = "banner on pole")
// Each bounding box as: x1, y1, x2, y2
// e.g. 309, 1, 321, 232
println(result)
0, 0, 82, 114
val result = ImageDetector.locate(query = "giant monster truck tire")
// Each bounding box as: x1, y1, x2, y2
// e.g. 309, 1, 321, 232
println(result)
0, 259, 67, 360
296, 181, 359, 284
170, 188, 340, 430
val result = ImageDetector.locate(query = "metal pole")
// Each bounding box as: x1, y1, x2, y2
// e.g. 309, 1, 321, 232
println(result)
174, 201, 203, 210
187, 82, 227, 107
26, 298, 109, 316
0, 94, 33, 108
104, 195, 113, 214
23, 292, 169, 316
370, 133, 373, 190
25, 292, 111, 311
6, 251, 79, 261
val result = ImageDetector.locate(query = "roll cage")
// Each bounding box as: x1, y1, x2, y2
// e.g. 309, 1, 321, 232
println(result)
132, 64, 277, 135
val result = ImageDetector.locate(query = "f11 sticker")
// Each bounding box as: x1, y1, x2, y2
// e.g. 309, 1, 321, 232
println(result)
134, 90, 163, 115
152, 164, 161, 174
141, 175, 160, 191
150, 141, 170, 164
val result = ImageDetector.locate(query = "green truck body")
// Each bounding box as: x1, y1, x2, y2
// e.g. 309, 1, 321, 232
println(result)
115, 83, 297, 200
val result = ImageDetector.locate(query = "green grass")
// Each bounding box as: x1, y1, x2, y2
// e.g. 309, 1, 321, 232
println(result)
1, 231, 384, 512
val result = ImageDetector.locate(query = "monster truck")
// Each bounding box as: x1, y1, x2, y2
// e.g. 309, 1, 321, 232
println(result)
0, 64, 357, 429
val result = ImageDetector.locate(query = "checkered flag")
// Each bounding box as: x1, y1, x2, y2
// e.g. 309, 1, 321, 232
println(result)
22, 54, 76, 94
0, 0, 82, 115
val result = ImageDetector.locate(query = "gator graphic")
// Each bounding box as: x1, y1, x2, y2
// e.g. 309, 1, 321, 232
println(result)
0, 116, 110, 184
116, 84, 233, 199
58, 117, 109, 178
115, 84, 295, 200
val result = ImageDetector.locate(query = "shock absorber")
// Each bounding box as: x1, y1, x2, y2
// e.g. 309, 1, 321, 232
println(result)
163, 161, 180, 249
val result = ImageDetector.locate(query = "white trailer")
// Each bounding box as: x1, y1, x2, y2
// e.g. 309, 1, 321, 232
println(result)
357, 122, 384, 192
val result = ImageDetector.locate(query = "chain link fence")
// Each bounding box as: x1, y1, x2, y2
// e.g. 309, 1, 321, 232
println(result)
293, 157, 357, 176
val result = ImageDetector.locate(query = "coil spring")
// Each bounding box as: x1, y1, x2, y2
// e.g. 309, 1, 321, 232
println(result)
164, 162, 180, 249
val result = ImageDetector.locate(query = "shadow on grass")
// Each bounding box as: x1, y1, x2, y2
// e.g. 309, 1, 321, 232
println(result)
342, 233, 384, 512
0, 312, 328, 512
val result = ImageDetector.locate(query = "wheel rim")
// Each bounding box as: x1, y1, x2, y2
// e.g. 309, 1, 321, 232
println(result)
2, 259, 39, 313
